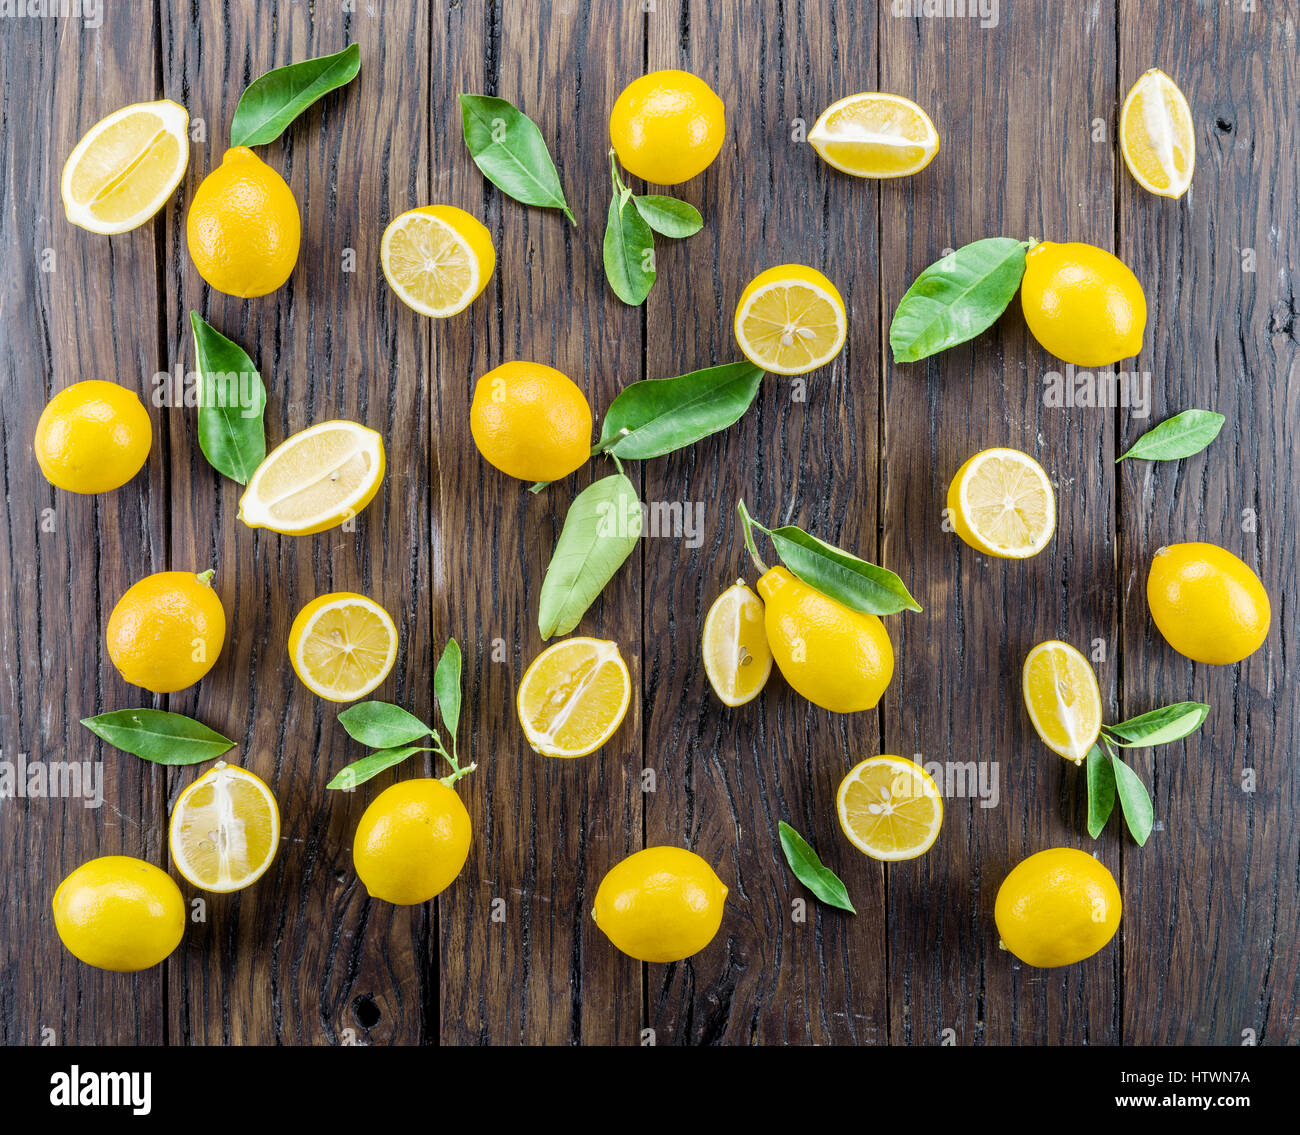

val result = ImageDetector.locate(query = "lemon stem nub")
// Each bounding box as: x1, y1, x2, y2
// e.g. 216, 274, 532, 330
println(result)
197, 569, 216, 587
735, 500, 768, 575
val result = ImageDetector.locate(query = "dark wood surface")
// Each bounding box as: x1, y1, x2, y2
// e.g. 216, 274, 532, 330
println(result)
1, 1, 1295, 1046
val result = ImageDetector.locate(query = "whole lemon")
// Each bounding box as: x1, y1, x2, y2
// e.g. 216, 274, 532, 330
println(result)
106, 569, 227, 693
593, 846, 728, 963
995, 847, 1121, 968
187, 146, 300, 297
1020, 241, 1146, 366
1147, 542, 1270, 664
610, 69, 725, 185
757, 566, 894, 713
353, 779, 471, 905
53, 855, 185, 972
34, 380, 151, 494
470, 361, 593, 482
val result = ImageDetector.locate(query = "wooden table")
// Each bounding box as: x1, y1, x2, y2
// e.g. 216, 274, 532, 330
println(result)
2, 1, 1296, 1046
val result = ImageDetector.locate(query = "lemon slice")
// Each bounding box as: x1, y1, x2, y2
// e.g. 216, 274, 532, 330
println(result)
947, 447, 1055, 559
380, 204, 495, 317
1022, 641, 1103, 765
289, 592, 398, 702
1120, 68, 1195, 199
734, 264, 847, 375
169, 763, 280, 893
517, 638, 631, 758
837, 755, 943, 861
702, 580, 772, 706
61, 100, 189, 234
238, 420, 385, 535
808, 93, 939, 178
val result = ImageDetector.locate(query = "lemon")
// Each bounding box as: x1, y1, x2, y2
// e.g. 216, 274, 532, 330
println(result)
995, 847, 1121, 968
289, 592, 398, 702
808, 92, 939, 178
61, 100, 189, 234
238, 420, 385, 535
593, 846, 728, 962
53, 855, 185, 971
1120, 68, 1195, 199
34, 380, 152, 494
1022, 641, 1103, 764
353, 779, 472, 905
609, 70, 726, 185
470, 360, 593, 482
517, 638, 631, 758
702, 580, 772, 707
734, 264, 847, 375
1147, 542, 1270, 665
106, 568, 226, 693
381, 205, 495, 317
169, 763, 280, 893
836, 755, 943, 861
947, 447, 1055, 558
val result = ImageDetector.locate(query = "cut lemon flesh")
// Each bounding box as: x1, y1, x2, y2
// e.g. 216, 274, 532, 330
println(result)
61, 100, 189, 234
950, 447, 1055, 558
1022, 640, 1103, 764
238, 420, 385, 535
517, 638, 631, 758
808, 93, 939, 178
734, 264, 847, 375
1120, 68, 1194, 199
290, 593, 398, 702
702, 580, 772, 706
837, 755, 943, 861
381, 205, 492, 317
169, 763, 280, 893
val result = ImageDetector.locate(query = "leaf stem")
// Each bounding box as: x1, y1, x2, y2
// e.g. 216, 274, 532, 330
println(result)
736, 499, 769, 575
430, 730, 475, 787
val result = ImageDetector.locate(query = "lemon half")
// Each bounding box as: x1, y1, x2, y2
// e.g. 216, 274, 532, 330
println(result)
169, 763, 280, 893
734, 264, 847, 375
517, 638, 631, 758
289, 592, 398, 702
947, 447, 1055, 558
1120, 68, 1195, 199
702, 580, 772, 707
837, 755, 943, 861
808, 92, 939, 178
1022, 640, 1103, 764
381, 204, 495, 317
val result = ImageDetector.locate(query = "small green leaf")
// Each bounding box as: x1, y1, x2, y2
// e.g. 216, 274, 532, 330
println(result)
766, 525, 921, 615
230, 43, 362, 147
189, 312, 267, 485
1109, 752, 1154, 846
459, 93, 575, 222
434, 639, 463, 743
1117, 410, 1225, 462
81, 710, 234, 766
336, 701, 431, 749
632, 194, 703, 238
777, 822, 855, 913
1085, 744, 1116, 839
603, 193, 656, 306
1104, 702, 1210, 747
327, 746, 433, 791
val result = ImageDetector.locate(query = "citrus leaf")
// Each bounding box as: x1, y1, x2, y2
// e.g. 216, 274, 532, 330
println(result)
1104, 702, 1209, 747
434, 639, 462, 742
230, 44, 361, 147
767, 525, 921, 615
459, 93, 575, 222
190, 312, 267, 485
778, 822, 856, 913
603, 194, 656, 306
1109, 753, 1154, 846
1085, 744, 1115, 839
327, 746, 433, 791
336, 701, 431, 749
1117, 410, 1225, 462
81, 709, 234, 766
632, 194, 703, 238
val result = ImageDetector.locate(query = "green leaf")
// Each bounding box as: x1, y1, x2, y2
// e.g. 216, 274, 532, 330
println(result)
1109, 752, 1154, 846
1085, 744, 1116, 839
632, 194, 703, 238
597, 361, 764, 459
538, 473, 642, 639
434, 639, 462, 742
777, 822, 855, 913
1104, 702, 1210, 747
459, 93, 575, 222
229, 43, 362, 147
1117, 410, 1225, 463
81, 709, 234, 766
889, 237, 1029, 363
766, 525, 921, 615
603, 194, 656, 306
327, 746, 433, 791
336, 701, 431, 749
189, 312, 267, 485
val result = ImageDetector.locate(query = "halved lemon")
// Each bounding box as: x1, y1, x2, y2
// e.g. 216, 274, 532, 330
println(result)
238, 420, 385, 535
288, 592, 398, 702
837, 755, 943, 861
169, 763, 280, 893
61, 99, 189, 234
946, 447, 1055, 558
1120, 68, 1195, 199
1022, 640, 1103, 765
808, 93, 939, 179
517, 638, 631, 758
702, 580, 772, 707
380, 204, 496, 317
734, 264, 847, 375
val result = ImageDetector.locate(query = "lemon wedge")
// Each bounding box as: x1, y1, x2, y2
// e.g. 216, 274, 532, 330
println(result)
702, 580, 772, 706
837, 755, 943, 861
289, 592, 398, 702
947, 447, 1055, 558
169, 763, 279, 893
734, 264, 847, 375
808, 93, 939, 178
381, 204, 495, 317
1022, 641, 1103, 765
517, 638, 631, 758
1120, 68, 1195, 199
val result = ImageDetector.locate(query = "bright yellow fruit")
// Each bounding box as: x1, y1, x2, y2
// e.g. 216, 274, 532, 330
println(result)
702, 580, 772, 707
517, 637, 631, 758
289, 592, 398, 702
836, 755, 943, 861
757, 566, 893, 713
169, 763, 280, 893
53, 855, 185, 971
186, 146, 300, 298
1147, 542, 1270, 665
947, 447, 1055, 558
609, 70, 725, 185
34, 380, 152, 494
106, 569, 226, 693
808, 92, 939, 178
995, 847, 1121, 968
734, 264, 847, 375
1022, 641, 1103, 765
1020, 241, 1146, 366
353, 779, 472, 905
381, 204, 495, 317
61, 99, 189, 234
469, 361, 592, 482
593, 846, 728, 962
1120, 68, 1195, 199
238, 420, 385, 535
